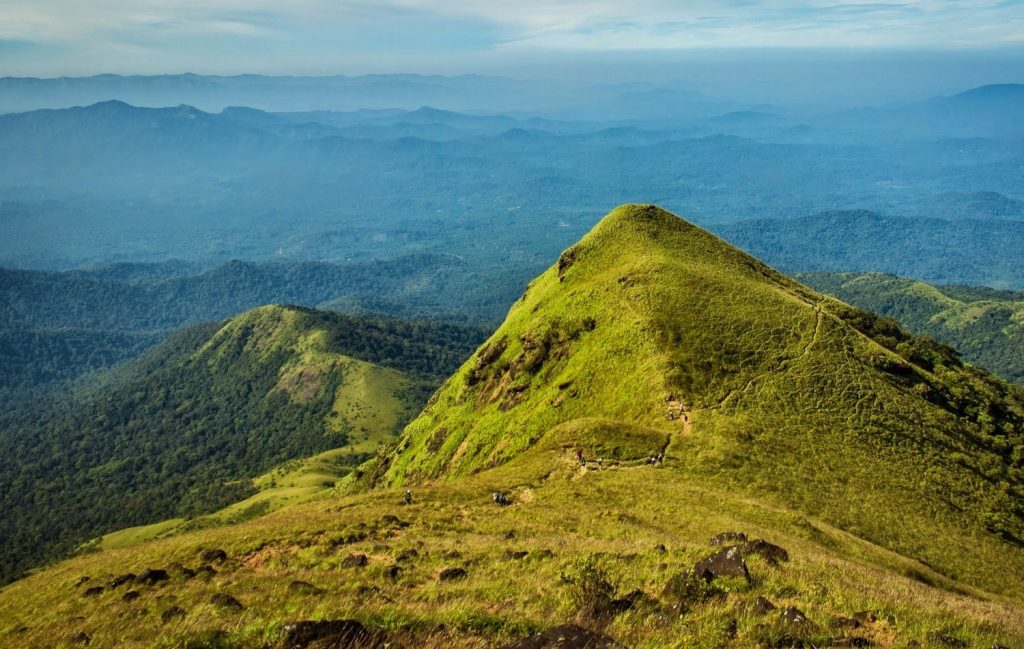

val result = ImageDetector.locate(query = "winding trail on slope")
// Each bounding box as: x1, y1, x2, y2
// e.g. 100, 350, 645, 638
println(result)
703, 307, 824, 414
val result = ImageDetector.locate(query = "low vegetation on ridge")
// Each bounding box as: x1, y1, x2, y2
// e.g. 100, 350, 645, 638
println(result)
1, 205, 1022, 648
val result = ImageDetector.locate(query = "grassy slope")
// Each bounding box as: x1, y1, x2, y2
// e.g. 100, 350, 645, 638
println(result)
368, 205, 1024, 601
797, 271, 1024, 385
2, 205, 1023, 648
0, 424, 1022, 648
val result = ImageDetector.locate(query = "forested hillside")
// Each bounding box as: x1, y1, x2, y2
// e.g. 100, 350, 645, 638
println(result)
799, 271, 1024, 384
0, 306, 485, 586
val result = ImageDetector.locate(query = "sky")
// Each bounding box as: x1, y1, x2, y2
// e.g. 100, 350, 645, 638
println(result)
1, 0, 1023, 76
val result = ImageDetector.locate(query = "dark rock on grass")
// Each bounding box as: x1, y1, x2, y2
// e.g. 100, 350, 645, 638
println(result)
70, 631, 91, 645
83, 586, 105, 597
504, 623, 627, 649
780, 607, 813, 629
504, 530, 517, 540
693, 546, 751, 583
384, 565, 402, 581
378, 514, 410, 528
831, 638, 873, 647
109, 573, 136, 588
342, 553, 368, 568
211, 593, 244, 611
830, 616, 861, 629
282, 619, 378, 649
710, 532, 748, 546
122, 590, 141, 603
536, 549, 555, 559
138, 569, 170, 585
395, 549, 418, 563
161, 606, 187, 623
438, 567, 467, 581
504, 550, 529, 560
752, 596, 777, 615
611, 590, 647, 613
196, 565, 217, 578
200, 548, 228, 564
442, 549, 462, 560
75, 576, 91, 587
288, 580, 324, 596
853, 611, 877, 625
927, 632, 968, 648
654, 543, 667, 553
742, 539, 790, 565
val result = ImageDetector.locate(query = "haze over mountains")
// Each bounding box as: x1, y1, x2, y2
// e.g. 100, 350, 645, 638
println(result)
1, 77, 1022, 304
1, 62, 1024, 647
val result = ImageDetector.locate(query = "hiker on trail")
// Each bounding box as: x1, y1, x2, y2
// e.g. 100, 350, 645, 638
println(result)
575, 447, 586, 468
403, 489, 412, 505
648, 455, 657, 465
596, 457, 603, 469
492, 491, 509, 506
656, 452, 664, 463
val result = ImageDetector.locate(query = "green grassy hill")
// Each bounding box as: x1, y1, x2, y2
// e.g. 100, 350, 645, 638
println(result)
1, 205, 1022, 648
0, 305, 482, 586
797, 271, 1024, 385
365, 205, 1024, 599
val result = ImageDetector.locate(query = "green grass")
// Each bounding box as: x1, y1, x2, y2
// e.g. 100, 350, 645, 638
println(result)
367, 204, 1024, 600
798, 270, 1024, 385
1, 425, 1022, 648
2, 204, 1023, 648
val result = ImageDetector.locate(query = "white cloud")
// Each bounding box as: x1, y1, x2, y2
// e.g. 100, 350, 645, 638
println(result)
0, 0, 1021, 75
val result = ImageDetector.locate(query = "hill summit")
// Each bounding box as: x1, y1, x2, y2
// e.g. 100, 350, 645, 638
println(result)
2, 205, 1024, 648
365, 204, 1024, 598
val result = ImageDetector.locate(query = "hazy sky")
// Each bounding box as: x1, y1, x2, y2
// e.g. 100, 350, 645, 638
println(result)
1, 0, 1023, 76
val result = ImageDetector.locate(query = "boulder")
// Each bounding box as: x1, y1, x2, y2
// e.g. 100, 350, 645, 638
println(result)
439, 567, 467, 581
211, 593, 244, 611
121, 590, 141, 603
281, 619, 377, 649
693, 546, 751, 583
70, 631, 91, 645
830, 616, 861, 629
504, 550, 529, 560
742, 539, 789, 565
82, 586, 105, 598
342, 553, 368, 568
710, 532, 748, 546
779, 606, 812, 628
288, 580, 324, 596
109, 573, 136, 588
137, 569, 169, 585
752, 596, 776, 615
160, 606, 186, 623
396, 549, 419, 563
383, 565, 402, 581
200, 548, 228, 563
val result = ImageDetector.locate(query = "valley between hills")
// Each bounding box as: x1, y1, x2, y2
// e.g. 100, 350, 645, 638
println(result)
1, 205, 1022, 649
